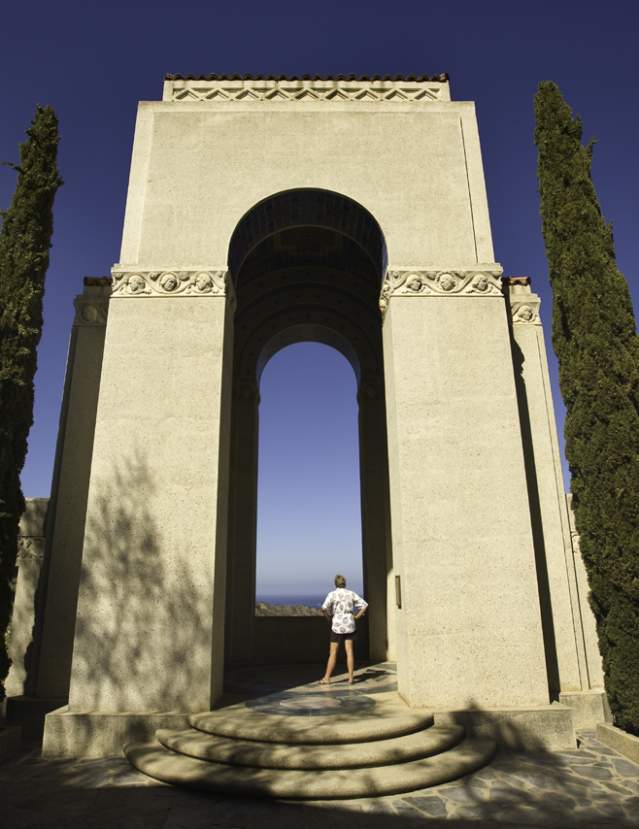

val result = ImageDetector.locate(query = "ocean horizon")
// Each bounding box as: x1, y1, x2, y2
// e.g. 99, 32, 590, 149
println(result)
256, 590, 364, 607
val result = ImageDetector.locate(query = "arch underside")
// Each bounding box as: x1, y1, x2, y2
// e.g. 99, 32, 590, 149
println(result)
224, 200, 392, 669
228, 188, 387, 281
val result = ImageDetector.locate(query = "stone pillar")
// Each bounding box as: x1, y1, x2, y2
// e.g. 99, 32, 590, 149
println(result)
61, 269, 231, 719
358, 383, 393, 661
382, 267, 550, 710
35, 280, 110, 700
505, 279, 607, 728
225, 383, 259, 665
505, 277, 584, 695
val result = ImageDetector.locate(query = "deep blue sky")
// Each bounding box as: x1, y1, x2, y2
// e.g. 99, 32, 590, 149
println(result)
2, 1, 637, 594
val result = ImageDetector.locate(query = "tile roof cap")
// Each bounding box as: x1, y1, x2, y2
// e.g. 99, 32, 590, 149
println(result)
165, 73, 449, 82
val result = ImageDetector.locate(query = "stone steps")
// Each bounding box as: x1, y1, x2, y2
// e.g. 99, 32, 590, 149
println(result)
157, 723, 465, 769
125, 734, 496, 799
125, 689, 496, 798
189, 702, 434, 744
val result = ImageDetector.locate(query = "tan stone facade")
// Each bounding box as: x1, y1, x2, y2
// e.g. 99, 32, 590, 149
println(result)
5, 76, 606, 755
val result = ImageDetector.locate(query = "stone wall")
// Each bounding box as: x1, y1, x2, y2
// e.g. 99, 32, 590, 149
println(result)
5, 498, 49, 698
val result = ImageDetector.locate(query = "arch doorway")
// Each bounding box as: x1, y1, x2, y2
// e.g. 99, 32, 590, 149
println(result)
223, 189, 393, 670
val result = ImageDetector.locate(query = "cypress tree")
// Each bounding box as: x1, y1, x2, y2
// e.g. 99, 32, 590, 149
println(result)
0, 106, 62, 697
535, 82, 639, 734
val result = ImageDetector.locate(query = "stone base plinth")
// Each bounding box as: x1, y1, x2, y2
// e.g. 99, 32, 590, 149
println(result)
559, 690, 610, 730
42, 706, 191, 758
435, 704, 575, 751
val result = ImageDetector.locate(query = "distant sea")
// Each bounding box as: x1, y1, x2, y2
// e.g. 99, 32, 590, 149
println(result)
256, 594, 325, 608
256, 590, 365, 607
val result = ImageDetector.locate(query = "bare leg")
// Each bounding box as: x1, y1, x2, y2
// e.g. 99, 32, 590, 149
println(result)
345, 639, 355, 683
321, 642, 339, 684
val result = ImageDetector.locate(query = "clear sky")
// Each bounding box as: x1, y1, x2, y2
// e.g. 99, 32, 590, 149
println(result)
256, 344, 363, 597
1, 1, 637, 595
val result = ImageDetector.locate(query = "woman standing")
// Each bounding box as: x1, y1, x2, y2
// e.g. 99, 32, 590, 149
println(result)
320, 574, 368, 685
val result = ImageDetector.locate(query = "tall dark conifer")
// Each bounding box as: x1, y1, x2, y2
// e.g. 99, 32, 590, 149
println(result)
535, 81, 639, 734
0, 106, 62, 696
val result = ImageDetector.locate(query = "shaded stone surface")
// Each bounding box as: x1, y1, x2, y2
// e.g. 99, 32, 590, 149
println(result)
3, 729, 639, 827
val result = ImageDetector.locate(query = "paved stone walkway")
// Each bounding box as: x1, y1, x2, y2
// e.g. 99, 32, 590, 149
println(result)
3, 730, 638, 827
3, 665, 638, 827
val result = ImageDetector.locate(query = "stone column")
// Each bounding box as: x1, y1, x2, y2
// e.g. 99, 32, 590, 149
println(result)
58, 269, 231, 726
382, 267, 550, 710
34, 280, 110, 701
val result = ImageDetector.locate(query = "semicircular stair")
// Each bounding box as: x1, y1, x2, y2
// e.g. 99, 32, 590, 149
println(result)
125, 690, 496, 799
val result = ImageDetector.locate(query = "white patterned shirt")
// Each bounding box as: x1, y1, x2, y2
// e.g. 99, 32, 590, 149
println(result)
321, 588, 368, 634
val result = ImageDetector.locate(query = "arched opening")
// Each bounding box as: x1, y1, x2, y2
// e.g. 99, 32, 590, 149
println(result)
223, 188, 392, 679
255, 342, 364, 606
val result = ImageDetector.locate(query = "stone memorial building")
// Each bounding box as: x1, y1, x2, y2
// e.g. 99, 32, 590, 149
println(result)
7, 75, 607, 757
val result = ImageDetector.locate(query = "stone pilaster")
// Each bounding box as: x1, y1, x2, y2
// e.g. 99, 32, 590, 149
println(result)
64, 269, 231, 714
506, 276, 587, 696
381, 265, 550, 709
35, 279, 111, 700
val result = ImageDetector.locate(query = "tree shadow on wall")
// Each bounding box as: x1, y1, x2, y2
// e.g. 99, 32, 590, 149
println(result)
69, 450, 212, 719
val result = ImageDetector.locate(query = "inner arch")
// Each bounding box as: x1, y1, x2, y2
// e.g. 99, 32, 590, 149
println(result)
255, 342, 363, 602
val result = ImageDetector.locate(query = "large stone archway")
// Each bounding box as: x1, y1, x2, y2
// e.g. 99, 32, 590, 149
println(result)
19, 75, 607, 757
224, 190, 393, 666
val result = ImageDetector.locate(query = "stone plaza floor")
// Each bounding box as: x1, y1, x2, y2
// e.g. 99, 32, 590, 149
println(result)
2, 665, 639, 828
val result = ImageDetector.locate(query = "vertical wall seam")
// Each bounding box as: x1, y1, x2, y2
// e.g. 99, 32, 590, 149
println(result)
459, 115, 479, 263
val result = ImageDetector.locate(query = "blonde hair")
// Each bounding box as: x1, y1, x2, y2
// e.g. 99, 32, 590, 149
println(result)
335, 574, 346, 588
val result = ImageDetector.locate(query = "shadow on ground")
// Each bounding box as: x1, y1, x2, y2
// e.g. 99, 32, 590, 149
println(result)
3, 724, 638, 828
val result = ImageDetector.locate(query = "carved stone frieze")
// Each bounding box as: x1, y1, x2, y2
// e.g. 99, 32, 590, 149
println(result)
164, 78, 450, 104
111, 270, 229, 298
379, 269, 503, 315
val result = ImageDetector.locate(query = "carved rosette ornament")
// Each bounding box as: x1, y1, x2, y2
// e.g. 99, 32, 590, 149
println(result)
74, 299, 109, 326
17, 537, 45, 564
379, 269, 503, 316
510, 301, 542, 326
110, 270, 229, 297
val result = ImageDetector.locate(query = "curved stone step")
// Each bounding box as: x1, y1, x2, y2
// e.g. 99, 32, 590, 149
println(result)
157, 724, 465, 770
125, 736, 496, 798
189, 703, 434, 744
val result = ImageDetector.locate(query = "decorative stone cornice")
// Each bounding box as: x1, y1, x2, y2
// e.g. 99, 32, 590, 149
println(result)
110, 269, 229, 298
379, 268, 503, 315
163, 77, 450, 104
